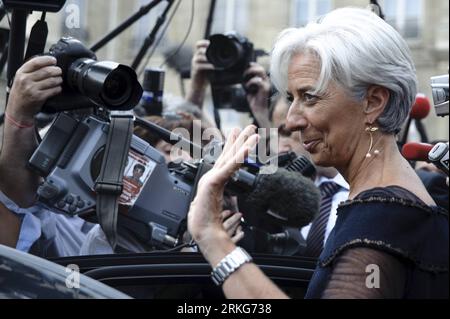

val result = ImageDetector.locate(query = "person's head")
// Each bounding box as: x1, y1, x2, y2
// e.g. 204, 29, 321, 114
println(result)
134, 114, 202, 163
133, 164, 145, 178
270, 7, 417, 169
270, 94, 291, 129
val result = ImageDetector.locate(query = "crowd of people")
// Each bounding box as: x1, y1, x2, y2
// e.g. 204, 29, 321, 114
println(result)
0, 6, 448, 299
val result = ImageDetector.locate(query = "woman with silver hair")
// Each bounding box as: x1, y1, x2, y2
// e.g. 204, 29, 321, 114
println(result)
187, 7, 448, 298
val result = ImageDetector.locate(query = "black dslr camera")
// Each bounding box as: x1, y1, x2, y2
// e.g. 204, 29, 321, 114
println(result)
2, 0, 66, 12
43, 37, 143, 113
206, 32, 257, 113
206, 32, 255, 86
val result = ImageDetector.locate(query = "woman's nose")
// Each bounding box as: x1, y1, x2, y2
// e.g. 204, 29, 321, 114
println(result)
286, 106, 308, 133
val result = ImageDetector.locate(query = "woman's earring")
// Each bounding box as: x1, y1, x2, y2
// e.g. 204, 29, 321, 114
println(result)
365, 125, 380, 158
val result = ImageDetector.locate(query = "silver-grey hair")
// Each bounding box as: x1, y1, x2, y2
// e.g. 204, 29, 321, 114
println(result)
270, 7, 418, 133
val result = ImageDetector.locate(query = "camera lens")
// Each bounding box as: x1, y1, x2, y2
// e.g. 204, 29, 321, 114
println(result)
218, 45, 239, 66
206, 34, 244, 69
103, 68, 133, 106
67, 59, 142, 110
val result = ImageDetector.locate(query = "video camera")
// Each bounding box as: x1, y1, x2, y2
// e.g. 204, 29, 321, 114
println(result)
29, 111, 289, 249
431, 73, 449, 117
29, 113, 198, 248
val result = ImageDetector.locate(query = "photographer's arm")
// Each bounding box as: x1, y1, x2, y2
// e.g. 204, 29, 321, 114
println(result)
186, 40, 214, 108
0, 56, 62, 206
244, 63, 272, 130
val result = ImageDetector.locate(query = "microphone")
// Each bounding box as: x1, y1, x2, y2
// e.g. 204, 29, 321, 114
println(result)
402, 142, 433, 161
238, 167, 320, 228
162, 44, 193, 79
284, 154, 316, 179
402, 142, 449, 175
429, 142, 449, 175
265, 151, 317, 179
399, 94, 431, 145
410, 94, 431, 120
250, 226, 306, 255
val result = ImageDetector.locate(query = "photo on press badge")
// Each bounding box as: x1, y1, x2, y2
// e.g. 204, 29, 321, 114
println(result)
120, 150, 156, 207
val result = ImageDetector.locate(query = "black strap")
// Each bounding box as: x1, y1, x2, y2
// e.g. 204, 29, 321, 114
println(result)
94, 112, 134, 249
24, 18, 48, 61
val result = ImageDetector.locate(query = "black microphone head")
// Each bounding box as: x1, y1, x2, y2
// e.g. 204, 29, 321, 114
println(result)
285, 154, 317, 179
162, 44, 193, 76
244, 168, 320, 228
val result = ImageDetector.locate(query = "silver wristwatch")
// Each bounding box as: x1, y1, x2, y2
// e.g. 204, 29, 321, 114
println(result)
211, 247, 253, 286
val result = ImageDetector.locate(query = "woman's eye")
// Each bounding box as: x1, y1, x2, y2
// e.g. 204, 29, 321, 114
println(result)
304, 93, 318, 103
286, 94, 294, 103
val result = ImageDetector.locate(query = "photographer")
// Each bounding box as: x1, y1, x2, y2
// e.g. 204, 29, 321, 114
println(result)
186, 39, 272, 130
0, 56, 93, 256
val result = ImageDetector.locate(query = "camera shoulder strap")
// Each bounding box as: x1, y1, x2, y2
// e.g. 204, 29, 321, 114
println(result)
94, 111, 134, 250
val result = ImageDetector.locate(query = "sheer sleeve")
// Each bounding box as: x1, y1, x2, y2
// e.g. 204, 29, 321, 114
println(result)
322, 247, 406, 299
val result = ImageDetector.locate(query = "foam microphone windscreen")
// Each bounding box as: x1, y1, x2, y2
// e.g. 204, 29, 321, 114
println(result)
402, 142, 434, 161
410, 94, 431, 120
244, 168, 320, 228
162, 44, 193, 75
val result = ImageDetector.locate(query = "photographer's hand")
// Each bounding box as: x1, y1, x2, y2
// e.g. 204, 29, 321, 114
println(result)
244, 62, 272, 130
186, 40, 214, 108
7, 56, 62, 122
0, 56, 62, 207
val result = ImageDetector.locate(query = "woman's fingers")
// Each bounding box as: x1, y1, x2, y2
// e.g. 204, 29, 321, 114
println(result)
220, 127, 241, 160
220, 133, 259, 178
220, 210, 233, 222
223, 212, 242, 234
231, 226, 245, 244
216, 125, 256, 167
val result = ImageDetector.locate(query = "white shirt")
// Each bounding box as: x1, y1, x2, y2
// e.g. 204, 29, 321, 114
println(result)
300, 173, 349, 246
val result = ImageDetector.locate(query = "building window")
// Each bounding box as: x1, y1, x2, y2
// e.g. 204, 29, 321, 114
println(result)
211, 0, 249, 35
290, 0, 331, 27
381, 0, 422, 39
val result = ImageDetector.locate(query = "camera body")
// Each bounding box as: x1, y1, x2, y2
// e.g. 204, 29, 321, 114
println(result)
43, 37, 143, 113
430, 74, 449, 117
206, 32, 255, 87
206, 32, 256, 112
2, 0, 66, 12
29, 113, 196, 248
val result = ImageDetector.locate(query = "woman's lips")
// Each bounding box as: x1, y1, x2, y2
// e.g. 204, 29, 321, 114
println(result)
303, 139, 321, 152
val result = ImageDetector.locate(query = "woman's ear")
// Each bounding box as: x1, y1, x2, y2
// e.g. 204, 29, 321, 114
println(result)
363, 86, 390, 124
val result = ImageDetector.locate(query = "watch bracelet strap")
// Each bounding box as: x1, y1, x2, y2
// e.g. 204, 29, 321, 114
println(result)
211, 247, 253, 286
